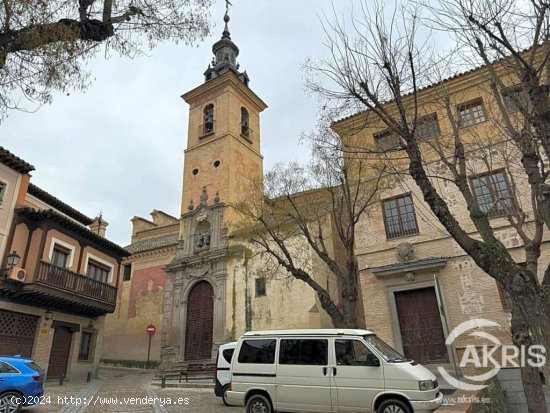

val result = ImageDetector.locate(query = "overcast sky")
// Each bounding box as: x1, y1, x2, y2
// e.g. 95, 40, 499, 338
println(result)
2, 0, 355, 246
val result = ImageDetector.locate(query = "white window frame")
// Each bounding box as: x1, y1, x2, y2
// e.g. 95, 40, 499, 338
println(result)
48, 238, 76, 269
84, 253, 114, 283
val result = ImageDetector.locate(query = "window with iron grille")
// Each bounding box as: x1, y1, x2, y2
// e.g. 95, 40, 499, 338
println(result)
78, 330, 95, 361
255, 278, 266, 297
416, 113, 440, 140
458, 99, 486, 127
86, 259, 110, 284
374, 130, 400, 151
122, 264, 132, 281
382, 194, 419, 239
471, 171, 513, 218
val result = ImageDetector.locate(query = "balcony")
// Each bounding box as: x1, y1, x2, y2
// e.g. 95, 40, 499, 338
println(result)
36, 261, 116, 303
0, 261, 117, 316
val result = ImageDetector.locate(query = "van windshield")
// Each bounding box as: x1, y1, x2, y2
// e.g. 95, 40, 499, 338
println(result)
363, 335, 409, 362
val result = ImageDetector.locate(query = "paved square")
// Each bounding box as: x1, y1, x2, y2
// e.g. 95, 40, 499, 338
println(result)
22, 368, 241, 413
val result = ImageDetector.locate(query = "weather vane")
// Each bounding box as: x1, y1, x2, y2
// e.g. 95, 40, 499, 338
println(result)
225, 0, 232, 15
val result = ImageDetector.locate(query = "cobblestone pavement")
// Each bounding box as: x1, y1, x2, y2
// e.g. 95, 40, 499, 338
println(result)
23, 368, 241, 413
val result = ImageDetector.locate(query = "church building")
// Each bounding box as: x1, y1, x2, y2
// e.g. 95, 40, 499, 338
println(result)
102, 10, 335, 366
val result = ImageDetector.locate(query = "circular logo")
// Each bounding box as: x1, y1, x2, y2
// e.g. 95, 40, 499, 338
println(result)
438, 318, 502, 391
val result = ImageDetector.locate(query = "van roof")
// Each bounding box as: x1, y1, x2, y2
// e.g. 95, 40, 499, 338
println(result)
243, 329, 374, 337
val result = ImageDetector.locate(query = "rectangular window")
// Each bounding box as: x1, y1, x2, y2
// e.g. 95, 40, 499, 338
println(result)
279, 339, 328, 365
86, 259, 110, 284
382, 194, 419, 239
496, 282, 513, 312
122, 264, 132, 281
416, 113, 440, 140
78, 331, 95, 361
237, 339, 276, 364
51, 245, 70, 268
0, 181, 6, 204
374, 130, 400, 151
458, 99, 486, 127
471, 171, 513, 218
255, 278, 266, 297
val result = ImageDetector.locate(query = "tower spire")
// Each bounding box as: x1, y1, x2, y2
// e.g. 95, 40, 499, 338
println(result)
203, 1, 249, 85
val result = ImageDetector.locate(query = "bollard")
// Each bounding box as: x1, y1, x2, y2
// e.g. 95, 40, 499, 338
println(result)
179, 372, 182, 383
59, 374, 64, 386
87, 371, 91, 382
161, 375, 166, 388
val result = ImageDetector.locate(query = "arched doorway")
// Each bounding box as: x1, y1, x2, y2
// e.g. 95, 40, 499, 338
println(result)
184, 281, 214, 360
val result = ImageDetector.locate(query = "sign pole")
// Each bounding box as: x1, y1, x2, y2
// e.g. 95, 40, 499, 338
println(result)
146, 334, 152, 370
145, 324, 156, 370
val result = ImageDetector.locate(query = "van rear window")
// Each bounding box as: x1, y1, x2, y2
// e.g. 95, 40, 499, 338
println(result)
222, 348, 234, 363
238, 339, 276, 364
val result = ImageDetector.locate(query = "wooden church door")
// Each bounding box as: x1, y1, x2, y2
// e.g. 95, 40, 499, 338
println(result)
184, 281, 214, 360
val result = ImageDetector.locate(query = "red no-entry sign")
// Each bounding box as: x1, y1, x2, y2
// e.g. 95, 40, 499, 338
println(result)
146, 324, 156, 335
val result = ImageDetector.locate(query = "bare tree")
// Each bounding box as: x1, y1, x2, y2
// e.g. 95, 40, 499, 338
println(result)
234, 128, 388, 328
306, 1, 550, 411
0, 0, 212, 120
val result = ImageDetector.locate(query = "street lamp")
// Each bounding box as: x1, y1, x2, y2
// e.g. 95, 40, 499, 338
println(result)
6, 251, 20, 269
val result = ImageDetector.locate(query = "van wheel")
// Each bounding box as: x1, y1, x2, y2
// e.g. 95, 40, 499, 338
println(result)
221, 385, 231, 406
246, 394, 272, 413
377, 398, 411, 413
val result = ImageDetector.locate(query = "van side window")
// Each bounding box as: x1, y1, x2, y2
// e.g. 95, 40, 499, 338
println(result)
222, 348, 234, 363
280, 339, 328, 365
238, 339, 276, 364
335, 339, 378, 366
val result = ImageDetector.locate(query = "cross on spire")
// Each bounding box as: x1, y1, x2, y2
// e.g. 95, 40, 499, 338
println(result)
225, 0, 232, 16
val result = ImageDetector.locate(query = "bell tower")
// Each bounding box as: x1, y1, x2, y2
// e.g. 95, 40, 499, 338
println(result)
180, 11, 267, 217
161, 7, 268, 364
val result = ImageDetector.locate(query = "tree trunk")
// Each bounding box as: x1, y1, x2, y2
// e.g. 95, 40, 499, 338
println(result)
511, 301, 548, 413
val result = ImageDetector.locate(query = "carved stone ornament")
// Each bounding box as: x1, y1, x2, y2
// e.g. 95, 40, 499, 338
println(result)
396, 242, 414, 262
200, 186, 208, 205
184, 263, 211, 279
196, 211, 209, 222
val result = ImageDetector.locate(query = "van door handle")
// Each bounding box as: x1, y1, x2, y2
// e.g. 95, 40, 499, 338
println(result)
333, 367, 337, 376
322, 367, 327, 376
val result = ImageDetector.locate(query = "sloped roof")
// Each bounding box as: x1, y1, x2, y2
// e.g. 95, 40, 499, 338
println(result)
27, 183, 94, 225
16, 207, 128, 257
0, 147, 35, 174
126, 233, 179, 254
333, 45, 537, 126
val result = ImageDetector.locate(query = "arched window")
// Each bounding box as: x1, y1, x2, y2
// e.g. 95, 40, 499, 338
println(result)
241, 107, 250, 137
203, 104, 214, 135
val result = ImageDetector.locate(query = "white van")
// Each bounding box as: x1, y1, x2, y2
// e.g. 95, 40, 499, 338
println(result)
214, 341, 237, 405
226, 329, 443, 413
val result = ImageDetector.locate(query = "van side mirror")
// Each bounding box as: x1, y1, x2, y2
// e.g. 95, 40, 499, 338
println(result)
366, 353, 380, 367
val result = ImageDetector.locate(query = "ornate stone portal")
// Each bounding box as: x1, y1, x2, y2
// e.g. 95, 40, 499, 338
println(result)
160, 187, 229, 363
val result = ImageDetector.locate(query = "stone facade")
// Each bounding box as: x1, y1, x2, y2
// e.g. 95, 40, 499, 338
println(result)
333, 62, 550, 371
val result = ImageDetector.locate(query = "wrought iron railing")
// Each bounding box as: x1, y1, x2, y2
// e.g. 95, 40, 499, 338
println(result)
36, 261, 116, 304
199, 120, 215, 137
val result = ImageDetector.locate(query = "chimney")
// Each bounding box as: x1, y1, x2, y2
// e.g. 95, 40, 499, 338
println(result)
89, 216, 109, 237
